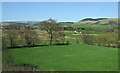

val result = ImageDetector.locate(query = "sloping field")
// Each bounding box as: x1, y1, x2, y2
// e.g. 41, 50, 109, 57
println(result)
4, 44, 118, 71
78, 18, 118, 24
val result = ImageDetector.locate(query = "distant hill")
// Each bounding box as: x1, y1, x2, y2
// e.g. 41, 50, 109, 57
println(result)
80, 18, 108, 21
1, 21, 43, 26
79, 18, 118, 25
0, 18, 118, 28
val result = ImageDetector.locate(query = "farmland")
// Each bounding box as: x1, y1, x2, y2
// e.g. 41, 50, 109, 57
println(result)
3, 44, 118, 71
2, 18, 118, 71
2, 29, 118, 71
2, 2, 119, 72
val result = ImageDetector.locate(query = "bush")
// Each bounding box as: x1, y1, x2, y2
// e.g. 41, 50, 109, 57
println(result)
96, 32, 118, 47
82, 35, 95, 45
22, 26, 40, 46
2, 50, 14, 66
81, 31, 95, 45
2, 37, 8, 50
66, 41, 71, 45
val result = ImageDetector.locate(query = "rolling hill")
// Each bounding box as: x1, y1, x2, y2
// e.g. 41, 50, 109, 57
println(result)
0, 18, 118, 28
1, 21, 43, 26
78, 18, 118, 25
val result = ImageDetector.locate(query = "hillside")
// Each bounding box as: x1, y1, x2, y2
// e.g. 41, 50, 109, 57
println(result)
0, 18, 118, 28
1, 21, 43, 26
4, 44, 118, 71
78, 18, 118, 25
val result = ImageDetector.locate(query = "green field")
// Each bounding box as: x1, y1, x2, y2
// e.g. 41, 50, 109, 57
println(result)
3, 25, 118, 71
31, 22, 118, 30
60, 23, 118, 30
71, 24, 114, 30
4, 44, 118, 71
2, 3, 118, 71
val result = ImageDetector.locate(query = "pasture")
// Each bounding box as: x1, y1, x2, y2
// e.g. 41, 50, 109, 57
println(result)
60, 22, 118, 30
2, 26, 118, 71
4, 44, 118, 71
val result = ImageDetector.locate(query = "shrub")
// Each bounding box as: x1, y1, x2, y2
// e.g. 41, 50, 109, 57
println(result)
81, 31, 95, 45
96, 32, 118, 47
22, 26, 40, 46
82, 35, 95, 45
66, 41, 71, 45
2, 37, 8, 50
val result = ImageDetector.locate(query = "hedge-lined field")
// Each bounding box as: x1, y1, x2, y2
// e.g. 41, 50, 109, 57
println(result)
2, 23, 118, 71
4, 44, 118, 71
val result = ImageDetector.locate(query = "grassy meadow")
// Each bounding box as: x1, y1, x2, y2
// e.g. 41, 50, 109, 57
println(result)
4, 44, 118, 71
2, 2, 118, 71
3, 29, 118, 71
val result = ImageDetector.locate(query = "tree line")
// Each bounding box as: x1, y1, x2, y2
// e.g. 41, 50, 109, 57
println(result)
2, 19, 65, 49
81, 31, 119, 48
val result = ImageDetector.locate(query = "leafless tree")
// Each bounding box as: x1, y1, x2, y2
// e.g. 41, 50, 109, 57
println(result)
40, 19, 65, 45
23, 26, 40, 46
3, 24, 22, 48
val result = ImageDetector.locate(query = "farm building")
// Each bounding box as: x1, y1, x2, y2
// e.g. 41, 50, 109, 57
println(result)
74, 31, 81, 34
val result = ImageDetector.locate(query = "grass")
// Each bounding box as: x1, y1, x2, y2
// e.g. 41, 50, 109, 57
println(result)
71, 24, 113, 30
61, 23, 117, 30
3, 29, 118, 71
80, 30, 104, 34
65, 30, 103, 37
31, 22, 118, 30
4, 44, 118, 71
64, 30, 103, 44
4, 30, 102, 47
3, 30, 103, 49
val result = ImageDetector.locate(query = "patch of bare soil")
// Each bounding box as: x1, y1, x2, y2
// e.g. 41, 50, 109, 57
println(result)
72, 34, 100, 36
64, 31, 73, 33
36, 30, 49, 40
65, 36, 76, 39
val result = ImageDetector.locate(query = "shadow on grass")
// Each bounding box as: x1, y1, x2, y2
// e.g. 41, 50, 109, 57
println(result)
7, 43, 70, 49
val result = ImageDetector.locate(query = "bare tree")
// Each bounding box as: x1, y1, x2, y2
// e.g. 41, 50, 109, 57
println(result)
23, 26, 40, 46
40, 19, 65, 45
3, 24, 22, 48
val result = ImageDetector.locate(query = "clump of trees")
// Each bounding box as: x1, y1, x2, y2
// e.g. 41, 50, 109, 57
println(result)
2, 24, 40, 49
95, 32, 118, 47
81, 31, 118, 48
3, 24, 22, 48
40, 19, 65, 45
2, 19, 66, 49
81, 31, 95, 45
22, 26, 40, 46
2, 37, 8, 50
